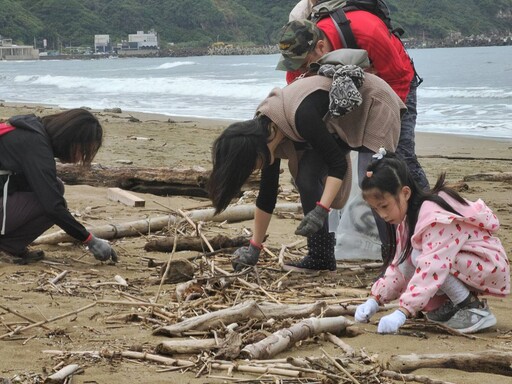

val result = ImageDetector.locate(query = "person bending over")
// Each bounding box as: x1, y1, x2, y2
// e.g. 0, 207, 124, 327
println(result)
355, 149, 509, 334
208, 59, 405, 273
0, 108, 117, 264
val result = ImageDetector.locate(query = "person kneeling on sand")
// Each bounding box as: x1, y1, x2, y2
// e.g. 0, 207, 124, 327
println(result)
0, 108, 117, 264
207, 50, 405, 273
355, 149, 510, 334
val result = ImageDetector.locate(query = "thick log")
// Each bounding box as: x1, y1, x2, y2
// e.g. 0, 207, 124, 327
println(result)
56, 163, 260, 197
44, 364, 81, 384
145, 234, 249, 252
153, 300, 355, 337
384, 350, 512, 376
240, 316, 353, 360
463, 172, 512, 182
33, 203, 302, 245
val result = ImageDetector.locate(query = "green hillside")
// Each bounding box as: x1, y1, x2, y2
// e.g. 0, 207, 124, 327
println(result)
0, 0, 510, 48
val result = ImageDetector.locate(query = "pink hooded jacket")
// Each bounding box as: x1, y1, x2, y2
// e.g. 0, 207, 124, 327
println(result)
371, 192, 510, 316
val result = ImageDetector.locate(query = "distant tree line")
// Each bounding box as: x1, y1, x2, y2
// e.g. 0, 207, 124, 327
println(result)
1, 0, 510, 49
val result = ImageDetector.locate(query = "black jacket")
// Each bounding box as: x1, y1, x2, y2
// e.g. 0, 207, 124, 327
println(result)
0, 114, 89, 241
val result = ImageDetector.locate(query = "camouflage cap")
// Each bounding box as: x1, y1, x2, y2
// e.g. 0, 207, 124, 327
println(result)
276, 19, 321, 71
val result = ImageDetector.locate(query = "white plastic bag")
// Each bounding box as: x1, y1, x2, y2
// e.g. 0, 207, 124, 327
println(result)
329, 152, 381, 260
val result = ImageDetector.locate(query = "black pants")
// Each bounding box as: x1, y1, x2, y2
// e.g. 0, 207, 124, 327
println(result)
0, 180, 64, 255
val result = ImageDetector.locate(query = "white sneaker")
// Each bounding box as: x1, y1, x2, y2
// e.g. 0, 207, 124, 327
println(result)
442, 299, 497, 333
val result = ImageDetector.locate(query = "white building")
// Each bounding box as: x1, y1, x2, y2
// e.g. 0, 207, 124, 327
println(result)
0, 38, 39, 60
128, 30, 158, 49
94, 34, 112, 53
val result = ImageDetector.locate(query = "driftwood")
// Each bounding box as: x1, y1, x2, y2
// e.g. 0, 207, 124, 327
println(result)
44, 364, 81, 384
240, 316, 353, 360
34, 203, 302, 245
463, 171, 512, 182
56, 163, 260, 197
156, 338, 218, 355
43, 349, 195, 367
384, 350, 512, 376
381, 370, 456, 384
153, 300, 358, 337
145, 234, 249, 252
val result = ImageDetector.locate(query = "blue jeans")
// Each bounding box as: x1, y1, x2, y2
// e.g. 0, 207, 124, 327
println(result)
396, 79, 429, 190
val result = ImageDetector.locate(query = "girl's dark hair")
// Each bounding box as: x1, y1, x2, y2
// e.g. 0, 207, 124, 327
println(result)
42, 108, 103, 165
208, 115, 272, 214
361, 151, 468, 266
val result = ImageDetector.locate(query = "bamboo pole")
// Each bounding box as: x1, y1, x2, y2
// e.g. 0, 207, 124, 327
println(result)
34, 203, 302, 244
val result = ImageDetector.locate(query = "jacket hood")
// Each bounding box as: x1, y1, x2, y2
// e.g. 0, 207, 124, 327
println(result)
8, 114, 47, 137
414, 192, 500, 236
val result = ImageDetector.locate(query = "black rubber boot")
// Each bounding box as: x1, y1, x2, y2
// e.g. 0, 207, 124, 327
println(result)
283, 231, 336, 272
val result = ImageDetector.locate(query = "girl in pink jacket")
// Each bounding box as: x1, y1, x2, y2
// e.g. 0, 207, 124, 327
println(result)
354, 149, 510, 334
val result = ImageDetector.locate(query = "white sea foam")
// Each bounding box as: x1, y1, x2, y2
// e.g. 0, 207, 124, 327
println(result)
2, 47, 511, 138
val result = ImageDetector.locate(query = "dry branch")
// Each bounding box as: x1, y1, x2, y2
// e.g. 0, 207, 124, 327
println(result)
381, 370, 456, 384
240, 316, 353, 360
384, 350, 512, 376
34, 203, 302, 245
145, 234, 249, 252
44, 364, 81, 384
156, 338, 218, 355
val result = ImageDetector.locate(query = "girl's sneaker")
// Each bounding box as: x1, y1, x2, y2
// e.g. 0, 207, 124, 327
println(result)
442, 299, 496, 334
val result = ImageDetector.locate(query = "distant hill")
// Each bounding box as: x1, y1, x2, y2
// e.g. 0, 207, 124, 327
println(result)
1, 0, 511, 49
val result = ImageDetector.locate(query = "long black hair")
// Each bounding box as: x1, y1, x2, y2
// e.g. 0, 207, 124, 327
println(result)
207, 115, 272, 214
361, 151, 468, 266
42, 108, 103, 165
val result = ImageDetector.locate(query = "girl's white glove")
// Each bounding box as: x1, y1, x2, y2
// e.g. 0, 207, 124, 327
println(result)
377, 310, 407, 334
354, 298, 379, 323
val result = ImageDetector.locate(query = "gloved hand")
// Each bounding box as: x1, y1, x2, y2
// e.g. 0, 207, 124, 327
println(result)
354, 298, 380, 323
85, 234, 117, 262
377, 310, 407, 334
232, 242, 262, 272
295, 204, 329, 237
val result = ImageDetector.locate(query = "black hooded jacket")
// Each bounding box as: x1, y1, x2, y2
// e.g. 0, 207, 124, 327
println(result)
0, 114, 89, 241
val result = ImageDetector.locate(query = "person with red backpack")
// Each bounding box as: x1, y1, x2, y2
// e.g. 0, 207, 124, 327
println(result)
0, 109, 117, 264
276, 7, 429, 262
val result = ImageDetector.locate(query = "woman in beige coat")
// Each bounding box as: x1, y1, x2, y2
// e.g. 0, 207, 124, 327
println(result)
208, 56, 405, 273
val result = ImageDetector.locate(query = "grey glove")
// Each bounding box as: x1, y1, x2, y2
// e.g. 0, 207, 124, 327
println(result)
232, 243, 261, 272
295, 204, 329, 237
86, 235, 117, 262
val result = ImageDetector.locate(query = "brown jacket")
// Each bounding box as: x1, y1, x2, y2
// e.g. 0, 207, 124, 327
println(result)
256, 73, 406, 209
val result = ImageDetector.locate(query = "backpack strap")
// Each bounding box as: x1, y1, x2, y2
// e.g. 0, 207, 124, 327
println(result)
0, 170, 12, 235
329, 8, 359, 49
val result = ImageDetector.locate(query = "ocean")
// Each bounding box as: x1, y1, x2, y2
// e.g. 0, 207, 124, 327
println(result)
1, 45, 511, 139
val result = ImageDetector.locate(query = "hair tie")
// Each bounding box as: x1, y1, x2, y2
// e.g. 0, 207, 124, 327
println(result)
366, 171, 373, 178
372, 147, 387, 160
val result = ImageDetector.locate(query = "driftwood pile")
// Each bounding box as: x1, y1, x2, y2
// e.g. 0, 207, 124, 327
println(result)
2, 202, 511, 384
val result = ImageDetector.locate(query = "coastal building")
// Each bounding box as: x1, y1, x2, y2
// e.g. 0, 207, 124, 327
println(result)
127, 30, 159, 49
0, 38, 39, 60
94, 34, 112, 53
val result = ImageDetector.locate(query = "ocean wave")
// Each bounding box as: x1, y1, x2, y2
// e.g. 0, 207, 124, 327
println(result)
419, 87, 511, 99
154, 61, 196, 69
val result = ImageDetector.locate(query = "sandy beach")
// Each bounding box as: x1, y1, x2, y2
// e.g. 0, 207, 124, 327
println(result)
0, 103, 511, 384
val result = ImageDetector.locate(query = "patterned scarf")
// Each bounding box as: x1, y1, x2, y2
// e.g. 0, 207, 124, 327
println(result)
318, 64, 365, 117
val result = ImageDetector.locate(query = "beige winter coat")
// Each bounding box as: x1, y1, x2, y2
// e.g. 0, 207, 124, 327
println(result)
256, 73, 406, 209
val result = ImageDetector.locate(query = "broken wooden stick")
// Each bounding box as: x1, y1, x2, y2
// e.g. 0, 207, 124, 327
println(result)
44, 364, 81, 384
240, 316, 353, 359
380, 370, 456, 384
384, 350, 512, 376
34, 203, 302, 245
156, 338, 219, 355
0, 302, 96, 339
145, 234, 249, 252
